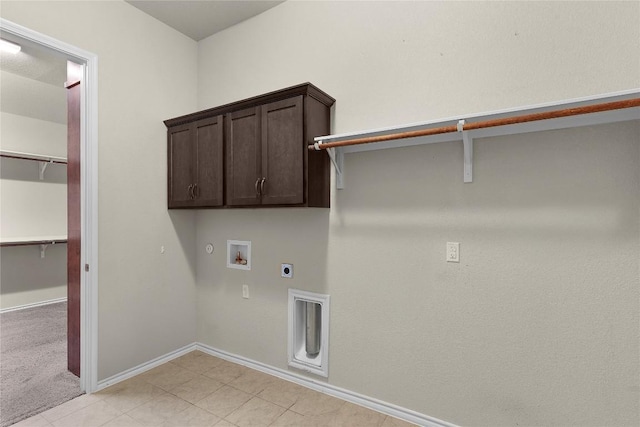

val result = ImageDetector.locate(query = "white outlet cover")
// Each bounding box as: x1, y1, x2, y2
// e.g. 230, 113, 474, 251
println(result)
447, 242, 460, 262
281, 263, 293, 278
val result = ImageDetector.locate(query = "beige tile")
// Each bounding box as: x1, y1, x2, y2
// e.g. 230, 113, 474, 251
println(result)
213, 421, 237, 427
332, 402, 386, 427
127, 392, 191, 426
269, 410, 307, 426
270, 410, 334, 427
171, 351, 224, 374
139, 362, 199, 391
51, 400, 122, 427
161, 404, 221, 426
256, 379, 308, 409
381, 415, 419, 426
99, 377, 165, 412
227, 369, 279, 395
169, 374, 224, 404
289, 389, 345, 416
11, 414, 52, 427
40, 394, 104, 422
195, 385, 252, 418
102, 414, 145, 427
225, 397, 286, 427
202, 360, 247, 384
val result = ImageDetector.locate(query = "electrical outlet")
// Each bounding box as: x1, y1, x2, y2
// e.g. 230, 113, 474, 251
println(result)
446, 242, 460, 262
281, 263, 293, 278
242, 284, 249, 299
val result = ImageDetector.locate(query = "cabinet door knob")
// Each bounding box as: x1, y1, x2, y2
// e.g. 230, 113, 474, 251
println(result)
260, 178, 266, 196
255, 178, 261, 196
188, 184, 194, 199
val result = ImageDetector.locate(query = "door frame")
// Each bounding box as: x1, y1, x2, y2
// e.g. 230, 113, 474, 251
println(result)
0, 18, 99, 393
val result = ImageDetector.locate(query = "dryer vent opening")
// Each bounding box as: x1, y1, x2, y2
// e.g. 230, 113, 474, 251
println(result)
305, 301, 321, 356
288, 289, 330, 377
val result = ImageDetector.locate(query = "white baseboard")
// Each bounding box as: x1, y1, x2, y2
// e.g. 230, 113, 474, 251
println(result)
96, 343, 197, 391
94, 342, 456, 427
0, 297, 67, 314
196, 343, 456, 427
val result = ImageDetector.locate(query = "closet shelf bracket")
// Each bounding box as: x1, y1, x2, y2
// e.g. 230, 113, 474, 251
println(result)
40, 242, 50, 258
38, 160, 53, 180
311, 90, 640, 190
315, 141, 344, 189
458, 120, 473, 183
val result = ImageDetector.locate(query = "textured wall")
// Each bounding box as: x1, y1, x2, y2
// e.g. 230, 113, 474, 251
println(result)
1, 87, 67, 309
0, 0, 200, 379
196, 2, 640, 426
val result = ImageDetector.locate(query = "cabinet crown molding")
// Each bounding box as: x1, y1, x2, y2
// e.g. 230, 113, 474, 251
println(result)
164, 82, 335, 128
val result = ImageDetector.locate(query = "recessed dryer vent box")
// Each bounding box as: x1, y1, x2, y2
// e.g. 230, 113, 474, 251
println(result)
227, 240, 251, 270
288, 289, 330, 377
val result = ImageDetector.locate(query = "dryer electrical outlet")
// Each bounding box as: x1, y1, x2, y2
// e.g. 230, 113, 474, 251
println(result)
281, 264, 293, 278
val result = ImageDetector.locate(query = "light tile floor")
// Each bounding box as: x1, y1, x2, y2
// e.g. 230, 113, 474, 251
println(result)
13, 351, 417, 427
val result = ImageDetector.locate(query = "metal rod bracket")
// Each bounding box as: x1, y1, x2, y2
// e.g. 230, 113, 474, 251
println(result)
325, 146, 344, 190
316, 140, 345, 190
458, 120, 473, 183
38, 161, 51, 180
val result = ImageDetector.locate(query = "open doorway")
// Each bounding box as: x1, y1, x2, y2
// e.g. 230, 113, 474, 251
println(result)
0, 32, 81, 426
0, 20, 98, 425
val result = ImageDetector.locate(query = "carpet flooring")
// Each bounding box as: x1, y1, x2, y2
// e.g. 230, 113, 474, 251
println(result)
0, 302, 82, 426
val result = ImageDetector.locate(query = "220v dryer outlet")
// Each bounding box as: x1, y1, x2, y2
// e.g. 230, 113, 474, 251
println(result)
281, 264, 293, 278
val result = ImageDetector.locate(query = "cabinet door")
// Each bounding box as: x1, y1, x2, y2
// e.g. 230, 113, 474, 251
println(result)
226, 106, 261, 206
194, 115, 224, 207
168, 123, 194, 208
261, 96, 304, 205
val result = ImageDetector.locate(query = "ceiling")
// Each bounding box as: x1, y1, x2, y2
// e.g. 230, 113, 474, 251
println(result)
0, 33, 68, 124
125, 0, 285, 41
0, 1, 284, 124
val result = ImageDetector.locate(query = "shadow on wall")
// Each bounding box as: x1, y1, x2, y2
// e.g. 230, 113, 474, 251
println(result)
168, 209, 198, 279
193, 207, 331, 366
331, 122, 638, 241
197, 208, 331, 295
1, 157, 66, 184
0, 245, 67, 306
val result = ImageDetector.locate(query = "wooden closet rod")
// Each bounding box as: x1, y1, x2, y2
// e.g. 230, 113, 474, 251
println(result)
310, 98, 640, 151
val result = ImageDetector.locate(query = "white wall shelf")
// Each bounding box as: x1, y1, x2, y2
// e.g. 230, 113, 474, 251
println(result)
0, 149, 67, 180
0, 236, 68, 258
313, 89, 640, 189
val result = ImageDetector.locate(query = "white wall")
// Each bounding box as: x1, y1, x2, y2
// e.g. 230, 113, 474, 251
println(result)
0, 111, 67, 156
0, 112, 67, 239
0, 0, 200, 379
196, 2, 640, 426
0, 72, 67, 125
0, 80, 68, 309
0, 244, 67, 310
2, 1, 638, 425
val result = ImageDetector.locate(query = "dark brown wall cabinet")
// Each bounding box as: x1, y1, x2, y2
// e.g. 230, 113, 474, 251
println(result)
165, 83, 335, 209
168, 116, 224, 208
